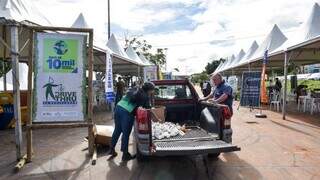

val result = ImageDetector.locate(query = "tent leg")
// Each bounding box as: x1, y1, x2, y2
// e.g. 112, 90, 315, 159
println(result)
2, 26, 7, 91
27, 29, 34, 162
282, 51, 288, 120
11, 25, 23, 160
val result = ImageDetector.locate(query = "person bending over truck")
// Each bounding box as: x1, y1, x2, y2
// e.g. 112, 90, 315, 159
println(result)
199, 73, 234, 115
109, 82, 155, 161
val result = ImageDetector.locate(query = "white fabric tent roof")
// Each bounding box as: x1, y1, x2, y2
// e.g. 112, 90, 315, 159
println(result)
238, 41, 259, 66
139, 54, 153, 66
219, 24, 288, 73
0, 63, 28, 90
0, 0, 51, 25
229, 49, 245, 69
125, 45, 145, 66
301, 3, 320, 41
250, 24, 287, 61
220, 3, 320, 75
107, 34, 131, 60
71, 13, 89, 28
69, 14, 144, 75
214, 62, 224, 73
220, 54, 235, 72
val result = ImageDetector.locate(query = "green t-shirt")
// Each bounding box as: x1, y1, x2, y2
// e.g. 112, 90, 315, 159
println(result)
117, 95, 137, 113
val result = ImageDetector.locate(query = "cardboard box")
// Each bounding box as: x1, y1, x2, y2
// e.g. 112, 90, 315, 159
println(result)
151, 106, 166, 122
93, 125, 114, 146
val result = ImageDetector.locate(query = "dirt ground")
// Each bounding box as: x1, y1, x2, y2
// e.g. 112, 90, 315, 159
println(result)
0, 102, 320, 180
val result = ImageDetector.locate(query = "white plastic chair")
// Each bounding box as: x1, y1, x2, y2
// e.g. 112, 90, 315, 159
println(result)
270, 90, 281, 112
310, 98, 320, 115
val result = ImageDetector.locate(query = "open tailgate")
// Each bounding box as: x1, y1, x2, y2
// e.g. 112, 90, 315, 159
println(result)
154, 140, 240, 156
152, 127, 240, 156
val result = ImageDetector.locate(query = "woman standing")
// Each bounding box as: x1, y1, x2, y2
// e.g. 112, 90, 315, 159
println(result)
109, 82, 155, 161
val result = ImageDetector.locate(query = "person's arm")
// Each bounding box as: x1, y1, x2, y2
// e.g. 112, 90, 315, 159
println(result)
199, 91, 213, 101
213, 93, 228, 103
213, 86, 232, 104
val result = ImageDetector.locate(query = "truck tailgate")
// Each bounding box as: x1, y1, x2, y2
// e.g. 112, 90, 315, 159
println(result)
152, 127, 240, 156
154, 140, 240, 156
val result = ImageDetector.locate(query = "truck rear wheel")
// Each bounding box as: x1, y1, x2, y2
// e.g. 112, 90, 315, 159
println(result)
136, 147, 148, 162
208, 153, 220, 159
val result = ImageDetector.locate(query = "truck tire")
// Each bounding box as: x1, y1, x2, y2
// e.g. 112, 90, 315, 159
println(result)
136, 147, 148, 162
208, 153, 220, 159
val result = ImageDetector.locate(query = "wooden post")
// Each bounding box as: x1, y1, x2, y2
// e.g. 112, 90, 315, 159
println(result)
282, 51, 288, 120
26, 29, 34, 162
88, 31, 94, 156
11, 25, 23, 160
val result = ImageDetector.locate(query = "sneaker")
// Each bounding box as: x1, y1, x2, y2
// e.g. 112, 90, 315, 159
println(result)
122, 152, 136, 161
108, 148, 118, 157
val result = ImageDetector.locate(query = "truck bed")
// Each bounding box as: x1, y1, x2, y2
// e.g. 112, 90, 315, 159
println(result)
152, 126, 218, 142
151, 126, 239, 156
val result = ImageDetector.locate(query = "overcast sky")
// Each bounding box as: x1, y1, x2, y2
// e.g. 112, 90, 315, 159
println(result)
33, 0, 319, 74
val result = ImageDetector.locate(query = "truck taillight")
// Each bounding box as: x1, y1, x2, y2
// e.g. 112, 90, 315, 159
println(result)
222, 107, 232, 128
136, 107, 150, 134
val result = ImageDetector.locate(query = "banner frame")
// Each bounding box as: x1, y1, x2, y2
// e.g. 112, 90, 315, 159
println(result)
25, 26, 95, 164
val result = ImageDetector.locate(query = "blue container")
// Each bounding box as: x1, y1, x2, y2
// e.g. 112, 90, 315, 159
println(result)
0, 104, 14, 130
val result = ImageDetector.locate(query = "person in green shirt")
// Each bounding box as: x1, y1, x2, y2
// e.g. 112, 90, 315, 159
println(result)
109, 82, 155, 161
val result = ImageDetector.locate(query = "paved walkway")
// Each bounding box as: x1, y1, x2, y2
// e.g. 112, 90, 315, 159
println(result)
0, 102, 320, 180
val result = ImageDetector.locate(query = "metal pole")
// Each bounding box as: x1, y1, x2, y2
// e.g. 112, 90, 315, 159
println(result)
2, 26, 7, 91
107, 0, 110, 39
88, 31, 94, 155
282, 51, 288, 120
27, 29, 34, 162
11, 25, 23, 160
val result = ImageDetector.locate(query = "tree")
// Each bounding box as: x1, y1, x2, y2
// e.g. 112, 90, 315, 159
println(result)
191, 71, 209, 84
0, 60, 11, 78
205, 58, 225, 74
125, 36, 166, 67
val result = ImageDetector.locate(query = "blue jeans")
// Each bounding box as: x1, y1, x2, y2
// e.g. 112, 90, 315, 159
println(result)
111, 105, 134, 153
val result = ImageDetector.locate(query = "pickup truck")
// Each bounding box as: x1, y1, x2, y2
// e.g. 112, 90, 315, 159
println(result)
134, 79, 240, 161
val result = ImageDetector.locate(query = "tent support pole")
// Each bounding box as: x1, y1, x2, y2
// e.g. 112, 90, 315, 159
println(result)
88, 31, 94, 156
282, 51, 288, 120
11, 25, 23, 160
27, 29, 34, 162
2, 26, 7, 91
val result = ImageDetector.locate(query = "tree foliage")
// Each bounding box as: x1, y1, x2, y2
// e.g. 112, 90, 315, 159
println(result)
205, 58, 226, 74
0, 60, 11, 78
191, 71, 209, 84
125, 36, 166, 67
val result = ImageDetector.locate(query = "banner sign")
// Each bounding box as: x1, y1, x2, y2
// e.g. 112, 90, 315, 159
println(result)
33, 33, 86, 122
240, 71, 261, 107
143, 66, 158, 82
227, 76, 238, 93
105, 52, 115, 103
260, 50, 269, 103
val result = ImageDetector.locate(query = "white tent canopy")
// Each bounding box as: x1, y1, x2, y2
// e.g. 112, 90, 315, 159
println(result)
220, 54, 235, 72
238, 41, 259, 66
69, 13, 144, 76
107, 34, 130, 60
71, 13, 89, 28
229, 49, 245, 69
139, 54, 153, 66
219, 3, 320, 75
125, 45, 145, 66
301, 3, 320, 41
0, 0, 51, 25
251, 24, 287, 62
